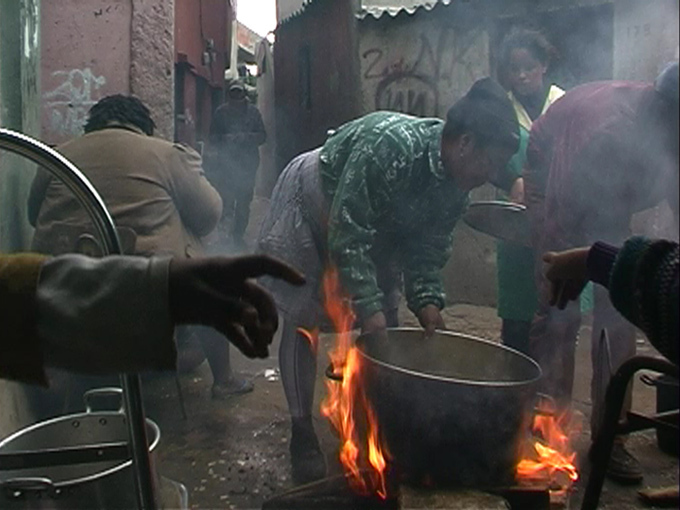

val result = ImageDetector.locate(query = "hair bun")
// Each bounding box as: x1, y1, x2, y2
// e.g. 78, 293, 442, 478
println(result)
465, 77, 509, 103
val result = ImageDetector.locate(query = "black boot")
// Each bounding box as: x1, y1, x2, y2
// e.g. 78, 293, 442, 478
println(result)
290, 417, 326, 484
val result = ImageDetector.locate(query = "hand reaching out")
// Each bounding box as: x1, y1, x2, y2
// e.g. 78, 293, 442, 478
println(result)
169, 255, 305, 358
542, 248, 590, 309
417, 304, 446, 337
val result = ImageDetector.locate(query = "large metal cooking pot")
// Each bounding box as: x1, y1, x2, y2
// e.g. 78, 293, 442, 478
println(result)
329, 328, 542, 488
0, 389, 160, 509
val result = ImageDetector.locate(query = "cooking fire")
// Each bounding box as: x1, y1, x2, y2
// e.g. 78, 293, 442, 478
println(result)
318, 266, 391, 500
314, 264, 583, 508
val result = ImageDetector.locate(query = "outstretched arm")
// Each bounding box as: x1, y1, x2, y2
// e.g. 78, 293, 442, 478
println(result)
0, 253, 304, 385
543, 238, 679, 364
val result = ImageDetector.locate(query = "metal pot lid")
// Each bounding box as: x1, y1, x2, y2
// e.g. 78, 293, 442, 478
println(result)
463, 200, 531, 247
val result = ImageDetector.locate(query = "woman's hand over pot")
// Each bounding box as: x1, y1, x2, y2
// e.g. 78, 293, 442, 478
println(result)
418, 304, 446, 337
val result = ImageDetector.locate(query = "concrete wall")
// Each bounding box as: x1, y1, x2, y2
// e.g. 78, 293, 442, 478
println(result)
41, 0, 176, 144
613, 0, 679, 242
131, 0, 175, 141
613, 0, 679, 81
359, 6, 490, 118
41, 0, 132, 145
0, 0, 42, 437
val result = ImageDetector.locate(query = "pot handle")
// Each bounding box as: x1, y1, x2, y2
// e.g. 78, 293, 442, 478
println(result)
1, 477, 54, 497
84, 387, 124, 413
640, 374, 658, 387
325, 363, 343, 382
534, 392, 558, 416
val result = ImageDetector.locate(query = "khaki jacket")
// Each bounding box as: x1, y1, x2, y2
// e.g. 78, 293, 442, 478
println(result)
29, 126, 222, 258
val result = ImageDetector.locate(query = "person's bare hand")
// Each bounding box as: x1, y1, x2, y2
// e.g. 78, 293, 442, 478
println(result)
361, 311, 387, 337
417, 304, 446, 337
542, 248, 590, 309
509, 177, 525, 204
169, 255, 305, 359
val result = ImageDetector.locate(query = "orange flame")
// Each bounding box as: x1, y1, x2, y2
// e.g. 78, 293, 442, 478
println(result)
516, 400, 580, 487
319, 266, 390, 499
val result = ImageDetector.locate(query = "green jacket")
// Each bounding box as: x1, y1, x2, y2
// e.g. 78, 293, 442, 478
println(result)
496, 127, 592, 321
496, 127, 538, 321
319, 112, 468, 319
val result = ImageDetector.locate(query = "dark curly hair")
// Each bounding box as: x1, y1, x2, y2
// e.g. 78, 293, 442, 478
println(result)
84, 95, 156, 135
443, 78, 519, 153
499, 27, 557, 69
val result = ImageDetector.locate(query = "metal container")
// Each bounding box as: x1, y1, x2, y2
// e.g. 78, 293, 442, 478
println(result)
641, 374, 679, 456
463, 201, 531, 247
0, 389, 161, 509
349, 328, 541, 487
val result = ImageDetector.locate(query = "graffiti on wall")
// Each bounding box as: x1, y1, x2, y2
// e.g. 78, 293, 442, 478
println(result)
362, 28, 485, 117
43, 68, 107, 136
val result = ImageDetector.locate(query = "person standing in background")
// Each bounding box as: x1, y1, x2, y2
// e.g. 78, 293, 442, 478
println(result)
208, 81, 267, 250
523, 62, 679, 484
494, 27, 565, 354
28, 94, 251, 401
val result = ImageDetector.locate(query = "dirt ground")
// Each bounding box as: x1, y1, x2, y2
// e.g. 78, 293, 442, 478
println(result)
140, 198, 678, 510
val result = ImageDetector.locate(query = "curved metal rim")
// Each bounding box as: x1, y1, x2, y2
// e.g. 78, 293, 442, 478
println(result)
466, 200, 527, 212
0, 129, 122, 255
356, 327, 543, 388
0, 128, 154, 509
0, 413, 161, 489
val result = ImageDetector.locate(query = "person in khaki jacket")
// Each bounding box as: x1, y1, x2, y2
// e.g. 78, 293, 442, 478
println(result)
28, 95, 251, 400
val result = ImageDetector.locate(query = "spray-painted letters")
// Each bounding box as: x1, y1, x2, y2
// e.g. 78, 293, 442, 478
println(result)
43, 68, 107, 136
361, 28, 486, 117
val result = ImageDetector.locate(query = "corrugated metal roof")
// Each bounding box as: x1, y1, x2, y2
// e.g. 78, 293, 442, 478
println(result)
277, 0, 315, 24
278, 0, 452, 24
358, 0, 452, 20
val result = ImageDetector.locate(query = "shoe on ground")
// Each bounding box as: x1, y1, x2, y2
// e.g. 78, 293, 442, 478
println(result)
290, 417, 327, 485
593, 440, 644, 485
211, 377, 254, 400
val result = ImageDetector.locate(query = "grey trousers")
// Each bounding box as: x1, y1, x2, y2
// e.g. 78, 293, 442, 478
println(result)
257, 149, 401, 419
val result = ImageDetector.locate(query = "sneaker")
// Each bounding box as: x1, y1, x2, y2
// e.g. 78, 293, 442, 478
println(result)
290, 417, 327, 484
211, 377, 254, 400
604, 440, 644, 485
